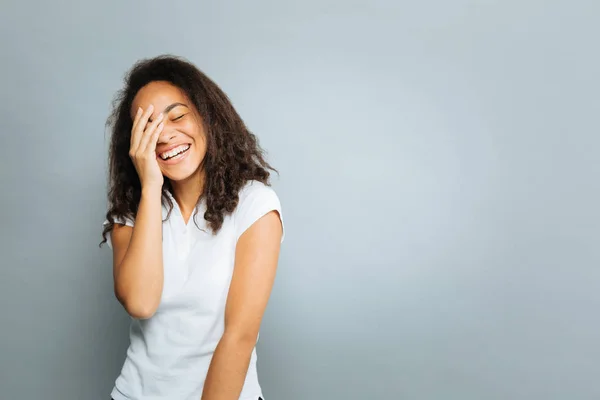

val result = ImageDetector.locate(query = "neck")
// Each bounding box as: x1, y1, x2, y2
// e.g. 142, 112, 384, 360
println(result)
169, 168, 205, 223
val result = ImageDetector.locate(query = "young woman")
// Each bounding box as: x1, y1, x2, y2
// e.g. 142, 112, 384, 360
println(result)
101, 55, 284, 400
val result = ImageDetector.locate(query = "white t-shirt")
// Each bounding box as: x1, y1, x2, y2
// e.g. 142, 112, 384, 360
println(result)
104, 180, 284, 400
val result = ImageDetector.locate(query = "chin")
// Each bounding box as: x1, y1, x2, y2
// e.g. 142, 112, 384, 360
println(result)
162, 160, 203, 183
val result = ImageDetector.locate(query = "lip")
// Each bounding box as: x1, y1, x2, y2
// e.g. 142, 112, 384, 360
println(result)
157, 143, 191, 154
157, 143, 192, 166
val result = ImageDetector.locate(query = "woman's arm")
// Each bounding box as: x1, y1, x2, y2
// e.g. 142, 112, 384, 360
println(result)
110, 186, 164, 319
110, 106, 166, 319
201, 210, 283, 400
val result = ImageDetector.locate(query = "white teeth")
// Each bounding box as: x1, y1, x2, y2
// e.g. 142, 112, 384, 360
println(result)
160, 145, 190, 160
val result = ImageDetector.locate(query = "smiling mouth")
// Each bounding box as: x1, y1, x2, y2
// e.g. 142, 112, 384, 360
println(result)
159, 144, 191, 160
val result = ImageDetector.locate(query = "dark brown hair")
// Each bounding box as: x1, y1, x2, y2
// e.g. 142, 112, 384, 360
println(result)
100, 55, 275, 246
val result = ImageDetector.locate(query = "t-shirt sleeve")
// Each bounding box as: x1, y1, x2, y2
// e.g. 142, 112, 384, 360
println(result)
103, 215, 135, 249
234, 182, 285, 243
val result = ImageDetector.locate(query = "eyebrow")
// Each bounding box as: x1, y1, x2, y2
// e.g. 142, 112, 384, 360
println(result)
163, 102, 188, 113
145, 103, 189, 122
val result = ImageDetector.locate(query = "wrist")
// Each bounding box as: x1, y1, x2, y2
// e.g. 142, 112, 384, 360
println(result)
141, 184, 163, 197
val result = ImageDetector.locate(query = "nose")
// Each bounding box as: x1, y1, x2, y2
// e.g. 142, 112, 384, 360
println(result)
157, 128, 176, 144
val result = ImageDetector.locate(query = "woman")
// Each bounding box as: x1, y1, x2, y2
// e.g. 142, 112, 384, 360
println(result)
101, 55, 283, 400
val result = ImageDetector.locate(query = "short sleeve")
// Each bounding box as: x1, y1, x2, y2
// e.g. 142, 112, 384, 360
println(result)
103, 215, 135, 249
234, 181, 285, 243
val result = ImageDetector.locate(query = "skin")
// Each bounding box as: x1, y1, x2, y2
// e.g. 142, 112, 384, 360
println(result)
110, 81, 283, 400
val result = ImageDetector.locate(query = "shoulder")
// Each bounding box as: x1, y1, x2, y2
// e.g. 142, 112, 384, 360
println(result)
237, 180, 280, 206
233, 180, 284, 241
102, 215, 135, 249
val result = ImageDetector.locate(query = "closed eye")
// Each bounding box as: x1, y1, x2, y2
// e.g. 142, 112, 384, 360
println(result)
173, 114, 186, 121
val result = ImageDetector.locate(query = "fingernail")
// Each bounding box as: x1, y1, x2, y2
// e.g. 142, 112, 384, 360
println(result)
137, 107, 142, 114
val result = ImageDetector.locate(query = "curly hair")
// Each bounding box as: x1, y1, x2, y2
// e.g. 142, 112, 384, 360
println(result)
100, 55, 275, 246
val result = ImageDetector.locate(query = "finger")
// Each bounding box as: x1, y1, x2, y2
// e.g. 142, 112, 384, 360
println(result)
132, 107, 143, 130
132, 105, 154, 149
139, 120, 164, 153
143, 111, 163, 136
144, 122, 164, 156
131, 105, 154, 152
138, 114, 164, 153
129, 107, 143, 150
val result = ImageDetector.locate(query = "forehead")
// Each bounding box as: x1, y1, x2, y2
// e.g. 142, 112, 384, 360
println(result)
131, 81, 189, 113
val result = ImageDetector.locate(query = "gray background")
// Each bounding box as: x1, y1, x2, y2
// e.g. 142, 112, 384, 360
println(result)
1, 1, 598, 399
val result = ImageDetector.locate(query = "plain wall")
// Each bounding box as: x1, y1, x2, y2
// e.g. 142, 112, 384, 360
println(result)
1, 1, 599, 399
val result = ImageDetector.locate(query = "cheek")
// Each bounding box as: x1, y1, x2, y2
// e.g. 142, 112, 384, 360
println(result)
190, 130, 207, 152
194, 138, 207, 158
183, 121, 205, 142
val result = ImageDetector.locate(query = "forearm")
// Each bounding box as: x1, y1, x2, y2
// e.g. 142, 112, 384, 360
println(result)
116, 186, 164, 318
201, 333, 256, 400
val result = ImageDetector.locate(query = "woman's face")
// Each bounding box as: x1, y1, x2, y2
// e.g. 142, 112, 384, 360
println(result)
130, 81, 207, 183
